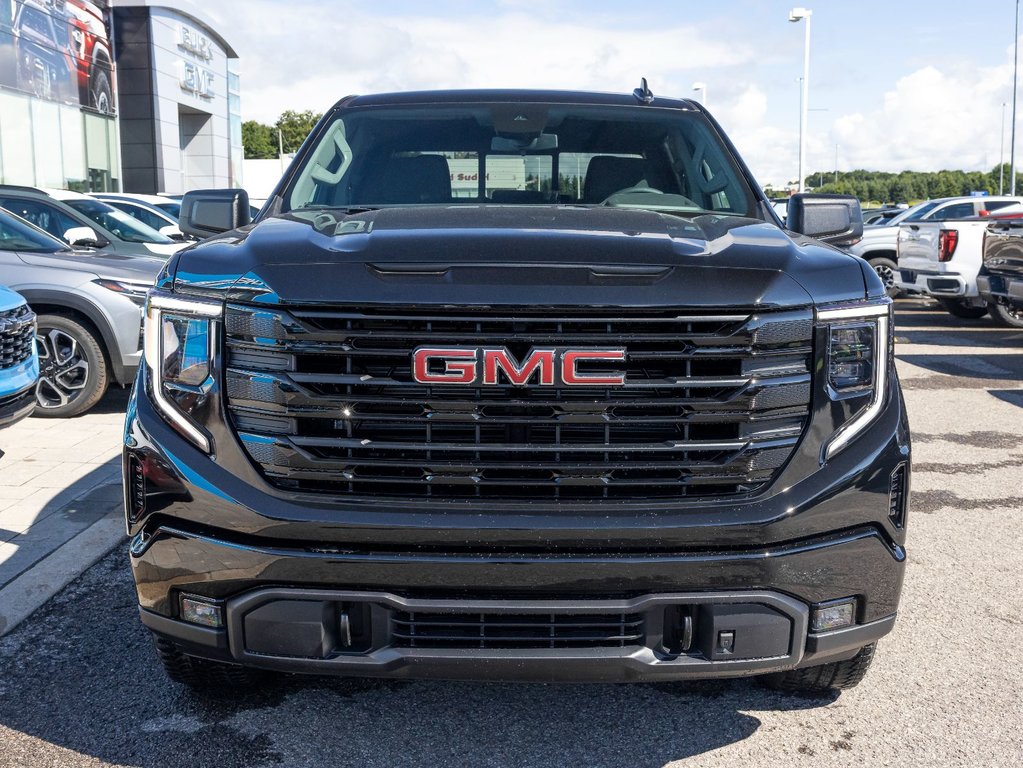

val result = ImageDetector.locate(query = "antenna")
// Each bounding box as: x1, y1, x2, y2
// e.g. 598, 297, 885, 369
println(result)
633, 77, 654, 104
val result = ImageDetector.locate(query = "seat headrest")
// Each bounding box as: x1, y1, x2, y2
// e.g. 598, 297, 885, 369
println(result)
360, 154, 452, 204
583, 156, 647, 203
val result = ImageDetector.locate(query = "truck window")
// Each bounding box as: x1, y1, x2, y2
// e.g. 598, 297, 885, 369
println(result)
930, 202, 975, 220
285, 104, 757, 219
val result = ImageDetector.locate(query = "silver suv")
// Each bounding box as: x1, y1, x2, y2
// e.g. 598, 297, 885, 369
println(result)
0, 207, 162, 417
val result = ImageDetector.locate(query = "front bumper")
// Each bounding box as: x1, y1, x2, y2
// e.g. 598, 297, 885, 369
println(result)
0, 384, 36, 430
125, 349, 910, 681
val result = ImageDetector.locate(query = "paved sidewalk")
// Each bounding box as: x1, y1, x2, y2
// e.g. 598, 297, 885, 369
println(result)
0, 389, 128, 635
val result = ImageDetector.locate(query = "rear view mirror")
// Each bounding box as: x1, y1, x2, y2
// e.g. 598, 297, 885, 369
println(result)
786, 194, 863, 248
179, 189, 251, 239
63, 226, 106, 248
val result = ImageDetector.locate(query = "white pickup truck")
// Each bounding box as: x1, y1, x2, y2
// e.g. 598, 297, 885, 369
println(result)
896, 213, 1023, 323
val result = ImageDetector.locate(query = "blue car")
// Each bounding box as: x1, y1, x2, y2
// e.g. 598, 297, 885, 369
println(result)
0, 284, 39, 430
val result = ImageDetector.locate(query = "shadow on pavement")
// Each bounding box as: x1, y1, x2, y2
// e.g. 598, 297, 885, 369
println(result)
894, 298, 1023, 349
0, 553, 836, 768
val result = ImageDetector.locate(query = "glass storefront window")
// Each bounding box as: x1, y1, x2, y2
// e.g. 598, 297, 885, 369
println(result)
60, 105, 87, 191
0, 91, 34, 184
31, 100, 63, 188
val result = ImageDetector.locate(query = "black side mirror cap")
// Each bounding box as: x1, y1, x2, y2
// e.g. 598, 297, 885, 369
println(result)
786, 193, 863, 248
179, 189, 251, 239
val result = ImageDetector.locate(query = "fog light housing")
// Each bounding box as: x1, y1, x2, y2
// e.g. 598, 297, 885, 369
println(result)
180, 595, 224, 628
811, 599, 856, 632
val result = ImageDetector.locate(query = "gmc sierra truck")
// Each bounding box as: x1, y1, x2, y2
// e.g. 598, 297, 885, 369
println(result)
978, 219, 1023, 325
897, 214, 1023, 325
124, 87, 910, 695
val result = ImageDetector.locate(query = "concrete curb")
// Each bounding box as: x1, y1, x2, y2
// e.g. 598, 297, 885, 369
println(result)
0, 511, 126, 637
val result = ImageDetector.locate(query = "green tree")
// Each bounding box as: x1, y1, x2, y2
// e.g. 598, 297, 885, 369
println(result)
242, 120, 277, 159
276, 110, 323, 154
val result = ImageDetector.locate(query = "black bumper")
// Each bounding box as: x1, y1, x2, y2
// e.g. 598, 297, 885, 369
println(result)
0, 385, 36, 430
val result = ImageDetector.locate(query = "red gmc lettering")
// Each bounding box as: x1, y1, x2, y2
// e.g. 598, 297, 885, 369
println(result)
413, 348, 477, 384
561, 350, 627, 386
482, 348, 556, 385
412, 347, 627, 386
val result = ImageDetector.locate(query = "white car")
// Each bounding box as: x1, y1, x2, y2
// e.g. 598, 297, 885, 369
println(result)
41, 188, 186, 257
92, 193, 190, 241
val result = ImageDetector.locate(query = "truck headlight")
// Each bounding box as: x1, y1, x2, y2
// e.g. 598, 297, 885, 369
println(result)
143, 292, 222, 453
818, 301, 891, 461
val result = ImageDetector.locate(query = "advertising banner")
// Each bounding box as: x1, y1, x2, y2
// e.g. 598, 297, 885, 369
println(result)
0, 0, 115, 114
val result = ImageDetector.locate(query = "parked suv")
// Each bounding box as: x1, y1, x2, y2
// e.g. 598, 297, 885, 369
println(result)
0, 284, 38, 430
0, 207, 161, 416
127, 88, 909, 695
0, 186, 185, 258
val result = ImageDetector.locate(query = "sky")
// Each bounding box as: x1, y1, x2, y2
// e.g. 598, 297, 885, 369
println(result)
202, 0, 1019, 188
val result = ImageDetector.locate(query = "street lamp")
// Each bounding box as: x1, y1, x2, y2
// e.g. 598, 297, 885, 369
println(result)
789, 7, 812, 193
691, 82, 707, 107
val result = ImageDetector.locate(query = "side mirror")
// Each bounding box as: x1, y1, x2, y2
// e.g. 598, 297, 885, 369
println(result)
63, 226, 106, 248
786, 193, 863, 248
179, 189, 251, 239
158, 224, 190, 242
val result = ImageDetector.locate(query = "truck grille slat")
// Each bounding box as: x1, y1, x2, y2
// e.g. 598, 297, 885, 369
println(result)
225, 305, 813, 501
0, 305, 35, 370
392, 611, 645, 649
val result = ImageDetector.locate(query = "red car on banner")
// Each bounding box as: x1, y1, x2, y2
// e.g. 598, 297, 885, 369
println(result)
66, 0, 114, 113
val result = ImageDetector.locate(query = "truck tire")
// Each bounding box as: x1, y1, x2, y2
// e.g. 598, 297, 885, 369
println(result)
868, 257, 900, 298
153, 637, 264, 690
936, 298, 988, 319
90, 68, 112, 114
988, 302, 1023, 328
760, 643, 876, 694
34, 314, 108, 418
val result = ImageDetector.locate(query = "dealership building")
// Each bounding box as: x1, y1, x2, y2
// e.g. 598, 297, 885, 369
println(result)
0, 0, 241, 194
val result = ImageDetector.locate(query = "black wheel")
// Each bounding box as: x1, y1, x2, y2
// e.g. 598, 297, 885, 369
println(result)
154, 636, 264, 690
760, 643, 877, 694
988, 302, 1023, 328
936, 298, 989, 319
90, 68, 112, 114
869, 257, 900, 299
34, 314, 108, 418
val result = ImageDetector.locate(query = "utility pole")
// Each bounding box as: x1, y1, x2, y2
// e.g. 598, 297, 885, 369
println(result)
835, 144, 839, 184
789, 8, 812, 193
278, 128, 285, 174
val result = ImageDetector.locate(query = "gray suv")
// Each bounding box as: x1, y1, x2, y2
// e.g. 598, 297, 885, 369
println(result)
0, 207, 161, 416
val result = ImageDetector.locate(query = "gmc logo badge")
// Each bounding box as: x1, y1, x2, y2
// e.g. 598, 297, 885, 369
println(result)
413, 347, 627, 386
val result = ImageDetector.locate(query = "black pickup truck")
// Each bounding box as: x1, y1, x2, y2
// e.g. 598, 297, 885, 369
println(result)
979, 219, 1023, 325
124, 86, 910, 694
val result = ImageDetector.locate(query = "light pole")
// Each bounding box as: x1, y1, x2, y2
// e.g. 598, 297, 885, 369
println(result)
1012, 0, 1019, 196
691, 82, 707, 108
789, 7, 812, 193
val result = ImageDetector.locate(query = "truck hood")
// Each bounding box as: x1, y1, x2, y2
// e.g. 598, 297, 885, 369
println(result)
172, 206, 868, 309
0, 283, 27, 312
17, 248, 165, 282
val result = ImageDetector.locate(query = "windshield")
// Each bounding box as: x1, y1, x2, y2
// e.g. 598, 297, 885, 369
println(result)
284, 103, 757, 218
155, 201, 181, 218
899, 201, 941, 223
64, 199, 174, 244
0, 208, 69, 253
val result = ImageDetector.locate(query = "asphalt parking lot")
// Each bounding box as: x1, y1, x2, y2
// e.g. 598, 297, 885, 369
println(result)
0, 298, 1020, 768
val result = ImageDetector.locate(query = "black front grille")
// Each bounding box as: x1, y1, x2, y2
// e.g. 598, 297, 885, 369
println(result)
392, 610, 645, 649
0, 304, 35, 370
224, 304, 814, 501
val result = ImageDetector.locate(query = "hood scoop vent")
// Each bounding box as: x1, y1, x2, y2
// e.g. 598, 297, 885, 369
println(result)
367, 262, 672, 285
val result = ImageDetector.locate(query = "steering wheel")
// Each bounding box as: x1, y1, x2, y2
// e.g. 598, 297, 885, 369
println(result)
601, 186, 665, 204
